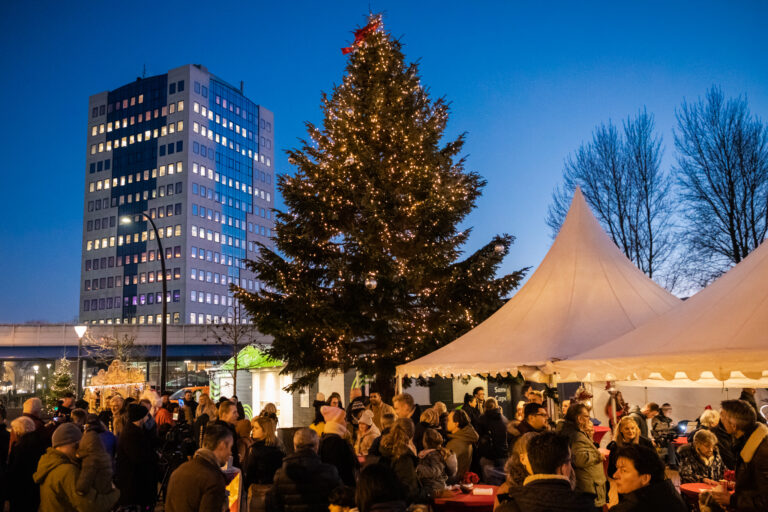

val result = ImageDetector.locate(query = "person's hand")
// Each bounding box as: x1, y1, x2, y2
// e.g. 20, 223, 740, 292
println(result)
702, 478, 718, 486
709, 490, 731, 506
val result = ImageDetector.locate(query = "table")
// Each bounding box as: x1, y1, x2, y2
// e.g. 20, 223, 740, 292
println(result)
673, 436, 689, 447
593, 425, 610, 444
433, 485, 498, 512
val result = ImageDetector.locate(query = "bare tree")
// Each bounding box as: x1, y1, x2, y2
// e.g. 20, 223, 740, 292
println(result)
205, 302, 261, 394
674, 87, 768, 285
547, 109, 674, 281
83, 334, 144, 365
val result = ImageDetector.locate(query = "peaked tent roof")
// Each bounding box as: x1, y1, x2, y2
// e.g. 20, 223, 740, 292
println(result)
397, 188, 680, 381
552, 237, 768, 384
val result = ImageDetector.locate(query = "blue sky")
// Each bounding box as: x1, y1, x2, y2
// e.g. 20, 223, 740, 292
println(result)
1, 1, 766, 322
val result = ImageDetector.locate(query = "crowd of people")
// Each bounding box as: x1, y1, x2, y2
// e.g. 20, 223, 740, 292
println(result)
0, 385, 765, 512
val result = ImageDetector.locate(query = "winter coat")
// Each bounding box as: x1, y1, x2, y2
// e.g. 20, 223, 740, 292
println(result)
213, 419, 240, 468
556, 421, 607, 507
713, 421, 738, 470
446, 424, 479, 481
166, 448, 228, 512
496, 474, 595, 512
413, 421, 432, 454
6, 430, 46, 512
369, 426, 389, 457
244, 439, 285, 487
627, 406, 651, 441
369, 402, 396, 431
416, 448, 457, 495
610, 479, 686, 512
355, 424, 381, 456
606, 436, 654, 478
476, 408, 509, 460
266, 449, 343, 512
380, 449, 424, 503
730, 422, 768, 512
507, 420, 543, 453
183, 400, 198, 423
319, 432, 358, 486
192, 412, 211, 448
33, 447, 119, 512
677, 443, 725, 484
460, 402, 481, 427
115, 421, 159, 507
76, 429, 114, 495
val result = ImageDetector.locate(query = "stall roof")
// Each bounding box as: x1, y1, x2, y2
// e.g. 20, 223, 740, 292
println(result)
397, 188, 680, 381
216, 345, 282, 371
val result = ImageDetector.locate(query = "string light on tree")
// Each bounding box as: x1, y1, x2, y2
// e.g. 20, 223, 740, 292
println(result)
234, 13, 527, 397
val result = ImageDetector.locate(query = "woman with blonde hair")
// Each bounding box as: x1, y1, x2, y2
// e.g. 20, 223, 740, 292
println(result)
606, 415, 653, 477
414, 407, 440, 452
494, 432, 537, 509
192, 393, 217, 447
380, 418, 421, 501
244, 416, 285, 512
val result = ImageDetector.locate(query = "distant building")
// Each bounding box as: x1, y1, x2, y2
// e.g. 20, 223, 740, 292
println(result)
80, 64, 275, 326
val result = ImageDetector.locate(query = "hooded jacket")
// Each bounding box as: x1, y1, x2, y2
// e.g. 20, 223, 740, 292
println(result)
496, 474, 595, 512
476, 408, 509, 460
165, 448, 228, 512
446, 424, 479, 481
416, 448, 458, 495
556, 420, 606, 507
115, 421, 159, 506
33, 447, 119, 512
76, 428, 114, 495
730, 422, 768, 512
266, 449, 343, 512
244, 439, 285, 487
354, 423, 381, 456
610, 479, 686, 512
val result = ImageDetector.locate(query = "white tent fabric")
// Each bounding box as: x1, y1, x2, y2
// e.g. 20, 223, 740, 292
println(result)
551, 237, 768, 384
396, 188, 680, 381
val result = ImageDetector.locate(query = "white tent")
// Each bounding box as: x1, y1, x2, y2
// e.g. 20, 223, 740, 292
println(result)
396, 188, 680, 381
551, 236, 768, 386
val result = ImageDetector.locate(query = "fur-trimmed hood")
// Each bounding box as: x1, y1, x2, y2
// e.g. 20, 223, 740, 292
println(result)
741, 423, 768, 463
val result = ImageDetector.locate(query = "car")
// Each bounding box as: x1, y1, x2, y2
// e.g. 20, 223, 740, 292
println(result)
169, 386, 209, 405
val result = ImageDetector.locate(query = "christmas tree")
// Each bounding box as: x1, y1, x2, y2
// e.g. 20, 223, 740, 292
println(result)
46, 357, 75, 410
237, 14, 527, 395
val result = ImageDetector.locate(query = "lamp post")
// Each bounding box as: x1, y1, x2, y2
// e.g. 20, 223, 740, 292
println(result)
74, 325, 87, 398
121, 213, 167, 393
32, 365, 39, 397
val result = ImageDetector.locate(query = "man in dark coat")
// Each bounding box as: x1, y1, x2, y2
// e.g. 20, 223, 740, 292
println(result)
166, 423, 232, 512
713, 418, 738, 470
739, 388, 766, 424
496, 431, 593, 512
213, 399, 241, 467
115, 404, 159, 509
709, 399, 768, 512
627, 403, 660, 443
476, 398, 508, 485
267, 428, 343, 512
508, 402, 549, 449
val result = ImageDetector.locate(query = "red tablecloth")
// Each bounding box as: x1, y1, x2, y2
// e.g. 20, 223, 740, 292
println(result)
680, 482, 733, 498
433, 485, 498, 512
673, 436, 689, 447
593, 425, 610, 444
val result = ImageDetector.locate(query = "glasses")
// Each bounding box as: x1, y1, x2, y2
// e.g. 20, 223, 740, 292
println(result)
534, 412, 549, 417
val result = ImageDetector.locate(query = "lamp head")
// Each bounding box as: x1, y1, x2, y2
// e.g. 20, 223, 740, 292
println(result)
120, 216, 133, 225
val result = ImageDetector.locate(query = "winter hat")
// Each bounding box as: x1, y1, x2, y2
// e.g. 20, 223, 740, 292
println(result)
321, 405, 346, 425
52, 423, 83, 447
128, 404, 149, 422
359, 409, 374, 426
350, 400, 366, 413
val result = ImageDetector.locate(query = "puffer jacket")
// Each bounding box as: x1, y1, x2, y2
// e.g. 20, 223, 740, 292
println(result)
556, 421, 606, 507
33, 447, 119, 512
496, 474, 595, 512
416, 448, 457, 495
355, 423, 381, 456
76, 428, 114, 495
266, 449, 342, 512
446, 424, 479, 481
730, 422, 768, 512
244, 439, 285, 487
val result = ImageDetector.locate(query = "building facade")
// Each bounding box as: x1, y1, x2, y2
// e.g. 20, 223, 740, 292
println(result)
80, 64, 275, 326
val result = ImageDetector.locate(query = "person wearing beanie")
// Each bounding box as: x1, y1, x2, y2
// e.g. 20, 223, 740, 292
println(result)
115, 404, 159, 509
354, 409, 381, 457
319, 406, 358, 486
33, 423, 120, 512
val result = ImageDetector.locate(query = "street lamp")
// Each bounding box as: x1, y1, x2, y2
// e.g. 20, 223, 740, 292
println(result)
32, 365, 39, 397
121, 213, 167, 393
74, 325, 88, 398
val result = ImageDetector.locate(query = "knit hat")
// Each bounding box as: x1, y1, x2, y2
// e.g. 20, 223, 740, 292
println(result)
350, 400, 366, 413
321, 405, 346, 425
52, 423, 83, 447
128, 404, 149, 422
359, 409, 374, 426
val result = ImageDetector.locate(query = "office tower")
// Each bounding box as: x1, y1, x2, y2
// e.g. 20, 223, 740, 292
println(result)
81, 64, 275, 325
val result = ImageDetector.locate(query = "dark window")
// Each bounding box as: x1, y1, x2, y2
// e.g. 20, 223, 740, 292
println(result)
169, 83, 176, 94
166, 205, 173, 217
177, 80, 184, 92
111, 197, 118, 207
108, 256, 114, 267
87, 220, 93, 231
194, 81, 201, 94
85, 280, 91, 291
83, 300, 90, 311
106, 297, 113, 309
104, 159, 110, 170
91, 299, 98, 310
166, 184, 173, 196
99, 298, 105, 310
107, 277, 114, 288
94, 201, 101, 211
90, 163, 96, 174
148, 293, 154, 305
92, 107, 98, 118
94, 219, 101, 230
193, 141, 199, 154
174, 246, 181, 257
159, 145, 166, 156
110, 216, 116, 228
168, 143, 174, 155
201, 85, 207, 97
99, 105, 105, 115
176, 141, 183, 152
175, 182, 182, 194
174, 203, 181, 215
97, 161, 103, 172
200, 146, 206, 157
85, 260, 92, 271
173, 289, 180, 302
192, 184, 198, 194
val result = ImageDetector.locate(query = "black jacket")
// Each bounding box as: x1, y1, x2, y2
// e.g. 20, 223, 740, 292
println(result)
731, 423, 768, 512
380, 451, 425, 503
496, 475, 594, 512
6, 430, 46, 512
712, 421, 738, 470
369, 426, 389, 457
266, 449, 342, 512
166, 449, 227, 512
476, 408, 508, 460
244, 440, 285, 487
212, 419, 240, 468
627, 407, 651, 441
740, 391, 766, 424
319, 433, 357, 486
115, 421, 159, 506
413, 421, 432, 454
610, 479, 687, 512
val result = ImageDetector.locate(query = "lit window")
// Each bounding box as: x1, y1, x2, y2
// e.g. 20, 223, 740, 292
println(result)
121, 137, 127, 147
168, 123, 175, 134
161, 126, 167, 136
162, 106, 168, 116
91, 126, 97, 136
107, 122, 113, 132
159, 165, 166, 176
169, 103, 176, 114
98, 142, 104, 152
86, 240, 93, 251
90, 145, 96, 154
122, 119, 127, 128
106, 141, 112, 151
201, 106, 207, 116
138, 94, 144, 103
208, 110, 213, 120
177, 121, 183, 131
137, 133, 142, 142
193, 122, 199, 133
177, 100, 183, 111
177, 161, 182, 173
129, 135, 135, 144
194, 102, 199, 113
145, 130, 151, 139
191, 225, 197, 237
130, 97, 136, 106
